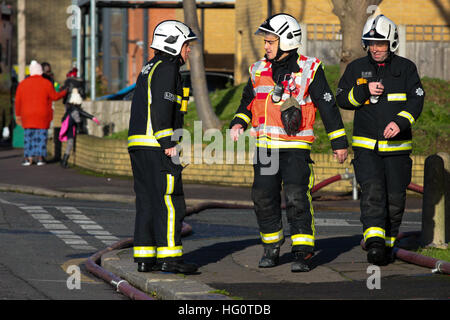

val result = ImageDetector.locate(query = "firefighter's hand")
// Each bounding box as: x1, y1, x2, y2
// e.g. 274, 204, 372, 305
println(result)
230, 124, 244, 142
368, 82, 384, 96
164, 146, 177, 157
383, 121, 400, 139
333, 149, 348, 164
15, 117, 22, 126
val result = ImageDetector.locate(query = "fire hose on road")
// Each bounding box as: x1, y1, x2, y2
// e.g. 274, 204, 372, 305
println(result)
359, 232, 450, 275
85, 222, 194, 300
394, 231, 450, 274
86, 172, 446, 300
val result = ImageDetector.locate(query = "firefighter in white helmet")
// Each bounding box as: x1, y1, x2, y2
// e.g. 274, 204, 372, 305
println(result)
128, 20, 197, 274
230, 13, 348, 272
336, 15, 425, 265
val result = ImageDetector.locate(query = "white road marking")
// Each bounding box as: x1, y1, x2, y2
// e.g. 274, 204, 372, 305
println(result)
3, 199, 121, 250
315, 218, 351, 226
56, 206, 119, 246
20, 205, 95, 250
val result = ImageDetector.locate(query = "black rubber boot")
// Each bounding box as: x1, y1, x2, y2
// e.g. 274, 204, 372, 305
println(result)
258, 239, 285, 268
137, 262, 154, 272
367, 242, 386, 265
258, 246, 281, 268
159, 260, 198, 274
291, 251, 313, 272
60, 153, 70, 168
385, 247, 396, 264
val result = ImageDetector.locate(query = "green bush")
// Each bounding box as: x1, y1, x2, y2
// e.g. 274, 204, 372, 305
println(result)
110, 65, 449, 156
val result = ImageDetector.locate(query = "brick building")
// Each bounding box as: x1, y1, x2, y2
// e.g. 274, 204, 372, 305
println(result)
126, 6, 235, 90
19, 0, 72, 84
0, 2, 13, 82
12, 0, 449, 95
234, 0, 450, 83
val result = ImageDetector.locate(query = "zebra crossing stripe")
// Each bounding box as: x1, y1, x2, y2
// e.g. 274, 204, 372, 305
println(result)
56, 206, 119, 246
21, 206, 96, 251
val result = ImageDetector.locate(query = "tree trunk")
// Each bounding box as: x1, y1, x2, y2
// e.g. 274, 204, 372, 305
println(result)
183, 0, 222, 131
332, 0, 383, 75
331, 0, 383, 122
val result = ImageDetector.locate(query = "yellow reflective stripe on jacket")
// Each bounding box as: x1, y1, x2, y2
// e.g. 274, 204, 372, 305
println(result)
253, 125, 314, 138
180, 87, 190, 112
387, 93, 407, 101
256, 136, 312, 149
154, 128, 174, 140
233, 113, 251, 124
397, 111, 415, 126
378, 140, 412, 152
363, 227, 385, 242
157, 246, 183, 258
291, 234, 315, 246
128, 135, 160, 147
327, 128, 346, 140
146, 60, 163, 136
352, 136, 376, 150
348, 87, 362, 107
133, 246, 156, 258
260, 229, 284, 244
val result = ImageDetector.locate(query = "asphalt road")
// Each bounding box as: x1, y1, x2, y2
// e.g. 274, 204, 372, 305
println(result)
1, 191, 448, 301
0, 191, 133, 300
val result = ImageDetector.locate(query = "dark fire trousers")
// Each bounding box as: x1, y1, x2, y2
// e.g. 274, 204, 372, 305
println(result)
252, 149, 315, 254
129, 149, 186, 263
352, 149, 412, 248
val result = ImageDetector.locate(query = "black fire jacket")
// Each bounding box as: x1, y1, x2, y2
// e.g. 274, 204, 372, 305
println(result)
336, 53, 425, 155
128, 53, 185, 151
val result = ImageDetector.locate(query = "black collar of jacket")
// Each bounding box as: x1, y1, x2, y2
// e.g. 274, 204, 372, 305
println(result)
267, 50, 300, 84
367, 51, 402, 77
155, 51, 183, 68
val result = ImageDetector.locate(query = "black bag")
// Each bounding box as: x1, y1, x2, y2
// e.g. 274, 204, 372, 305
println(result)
280, 97, 302, 136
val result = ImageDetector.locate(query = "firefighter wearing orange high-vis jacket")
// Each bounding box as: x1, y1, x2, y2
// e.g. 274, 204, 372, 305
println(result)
127, 20, 197, 275
336, 15, 425, 266
230, 14, 348, 272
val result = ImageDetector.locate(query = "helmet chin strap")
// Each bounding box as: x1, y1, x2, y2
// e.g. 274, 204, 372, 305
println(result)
274, 41, 286, 61
267, 45, 287, 63
179, 55, 186, 66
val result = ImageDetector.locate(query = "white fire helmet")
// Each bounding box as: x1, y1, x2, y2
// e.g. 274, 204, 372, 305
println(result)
150, 20, 197, 56
255, 13, 302, 51
362, 14, 399, 52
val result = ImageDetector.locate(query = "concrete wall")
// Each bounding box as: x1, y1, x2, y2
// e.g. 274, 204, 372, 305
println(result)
81, 100, 131, 137
47, 134, 426, 193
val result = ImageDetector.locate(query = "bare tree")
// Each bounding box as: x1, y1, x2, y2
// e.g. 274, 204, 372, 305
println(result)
332, 0, 383, 75
332, 0, 382, 122
183, 0, 221, 131
431, 0, 450, 26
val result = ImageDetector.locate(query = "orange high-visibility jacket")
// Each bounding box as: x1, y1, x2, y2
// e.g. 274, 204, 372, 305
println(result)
230, 53, 348, 151
248, 55, 321, 149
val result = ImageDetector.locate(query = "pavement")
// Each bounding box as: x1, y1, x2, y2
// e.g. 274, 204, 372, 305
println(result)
1, 144, 448, 301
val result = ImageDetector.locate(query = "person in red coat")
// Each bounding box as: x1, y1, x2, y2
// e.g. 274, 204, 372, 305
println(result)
15, 60, 67, 166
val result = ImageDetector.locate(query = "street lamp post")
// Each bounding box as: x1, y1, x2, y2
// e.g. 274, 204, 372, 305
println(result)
90, 0, 96, 101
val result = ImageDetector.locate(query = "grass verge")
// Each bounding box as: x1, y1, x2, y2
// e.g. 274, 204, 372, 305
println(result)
416, 246, 450, 262
91, 64, 450, 156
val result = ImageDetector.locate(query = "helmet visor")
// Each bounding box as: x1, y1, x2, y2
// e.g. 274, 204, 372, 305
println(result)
185, 27, 197, 41
362, 28, 387, 40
